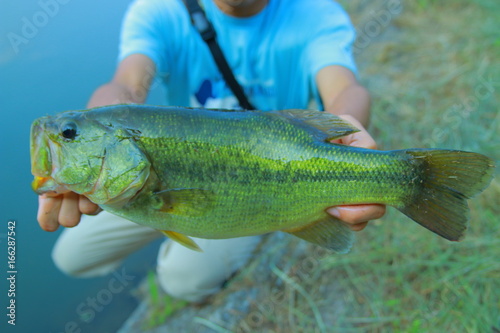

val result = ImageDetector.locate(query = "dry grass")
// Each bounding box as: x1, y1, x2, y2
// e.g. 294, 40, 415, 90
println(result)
139, 1, 499, 332
240, 0, 500, 331
272, 1, 500, 331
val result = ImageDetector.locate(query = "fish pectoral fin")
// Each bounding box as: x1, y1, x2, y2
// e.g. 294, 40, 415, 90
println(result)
160, 230, 203, 252
272, 109, 360, 141
283, 215, 354, 253
153, 188, 216, 216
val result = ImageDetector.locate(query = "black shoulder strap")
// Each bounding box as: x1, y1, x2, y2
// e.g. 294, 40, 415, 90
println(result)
183, 0, 256, 110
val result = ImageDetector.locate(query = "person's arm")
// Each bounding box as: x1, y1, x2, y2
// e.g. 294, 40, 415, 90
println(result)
87, 54, 155, 107
37, 54, 156, 232
316, 65, 386, 231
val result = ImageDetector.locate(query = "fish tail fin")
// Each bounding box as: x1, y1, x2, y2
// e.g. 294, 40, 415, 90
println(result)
396, 149, 495, 241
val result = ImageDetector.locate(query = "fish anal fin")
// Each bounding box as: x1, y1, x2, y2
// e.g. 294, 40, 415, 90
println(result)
283, 215, 354, 253
161, 230, 203, 252
154, 188, 215, 216
272, 109, 360, 141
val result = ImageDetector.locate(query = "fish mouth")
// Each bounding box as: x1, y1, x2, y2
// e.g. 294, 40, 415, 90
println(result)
31, 117, 51, 176
32, 176, 64, 194
30, 117, 66, 194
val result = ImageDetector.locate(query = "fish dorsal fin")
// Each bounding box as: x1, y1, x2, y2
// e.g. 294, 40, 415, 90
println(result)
271, 109, 360, 141
153, 188, 216, 216
283, 215, 354, 253
161, 230, 202, 252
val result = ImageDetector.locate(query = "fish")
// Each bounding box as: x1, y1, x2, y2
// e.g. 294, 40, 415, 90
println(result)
30, 105, 495, 252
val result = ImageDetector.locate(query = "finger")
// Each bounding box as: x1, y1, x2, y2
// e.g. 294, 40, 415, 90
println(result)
38, 194, 63, 232
326, 204, 386, 224
58, 192, 82, 228
347, 221, 368, 232
332, 115, 377, 149
78, 195, 101, 215
339, 126, 376, 149
349, 131, 377, 150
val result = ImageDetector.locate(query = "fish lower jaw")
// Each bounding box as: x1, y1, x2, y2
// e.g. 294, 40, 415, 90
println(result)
85, 180, 146, 207
32, 176, 71, 195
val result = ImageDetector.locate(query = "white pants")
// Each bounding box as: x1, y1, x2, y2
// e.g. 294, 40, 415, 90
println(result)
52, 211, 262, 302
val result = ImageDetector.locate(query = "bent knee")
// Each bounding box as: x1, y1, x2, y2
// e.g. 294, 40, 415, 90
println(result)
156, 236, 263, 302
52, 240, 120, 278
51, 246, 87, 277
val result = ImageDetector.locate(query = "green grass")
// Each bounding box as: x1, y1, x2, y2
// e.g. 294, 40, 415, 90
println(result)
140, 1, 499, 331
321, 205, 499, 332
238, 0, 500, 331
361, 1, 499, 152
278, 0, 499, 331
141, 271, 189, 330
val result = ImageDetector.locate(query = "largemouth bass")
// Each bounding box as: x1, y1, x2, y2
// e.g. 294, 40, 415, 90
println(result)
30, 105, 495, 252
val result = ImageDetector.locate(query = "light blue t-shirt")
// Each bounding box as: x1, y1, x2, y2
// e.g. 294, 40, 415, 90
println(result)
119, 0, 357, 110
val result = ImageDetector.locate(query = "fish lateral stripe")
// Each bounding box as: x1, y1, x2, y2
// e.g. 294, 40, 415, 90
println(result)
29, 105, 496, 251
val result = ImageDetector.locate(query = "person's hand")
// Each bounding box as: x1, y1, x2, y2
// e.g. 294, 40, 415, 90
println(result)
37, 191, 101, 232
326, 114, 386, 231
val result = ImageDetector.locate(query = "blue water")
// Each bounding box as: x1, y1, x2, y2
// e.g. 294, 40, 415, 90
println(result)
0, 1, 165, 332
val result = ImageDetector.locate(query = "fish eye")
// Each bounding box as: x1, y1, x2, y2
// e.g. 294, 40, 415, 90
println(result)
61, 122, 78, 140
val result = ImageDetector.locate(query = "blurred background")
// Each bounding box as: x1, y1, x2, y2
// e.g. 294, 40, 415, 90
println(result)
1, 0, 499, 332
0, 1, 164, 332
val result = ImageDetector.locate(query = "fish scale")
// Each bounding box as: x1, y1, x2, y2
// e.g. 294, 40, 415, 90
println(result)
30, 105, 495, 252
